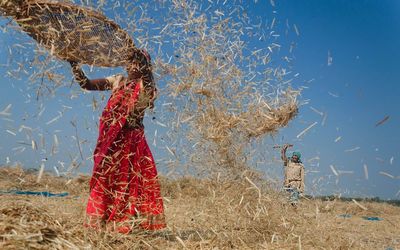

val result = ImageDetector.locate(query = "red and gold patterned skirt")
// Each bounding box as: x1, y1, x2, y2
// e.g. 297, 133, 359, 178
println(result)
86, 127, 166, 232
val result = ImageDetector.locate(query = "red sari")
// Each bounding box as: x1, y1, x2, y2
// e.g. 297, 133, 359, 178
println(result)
86, 80, 165, 232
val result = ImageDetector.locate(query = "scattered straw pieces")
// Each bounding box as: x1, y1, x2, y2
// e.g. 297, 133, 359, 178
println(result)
296, 122, 317, 139
155, 120, 167, 127
328, 92, 339, 98
175, 236, 187, 248
0, 104, 12, 116
363, 164, 369, 180
46, 112, 62, 125
321, 112, 328, 126
245, 176, 261, 200
31, 140, 37, 150
327, 51, 333, 66
309, 106, 323, 116
5, 129, 17, 136
293, 24, 300, 36
375, 115, 390, 127
345, 146, 360, 152
307, 156, 320, 162
269, 0, 276, 7
379, 171, 395, 179
36, 163, 45, 183
337, 170, 353, 175
330, 165, 339, 176
352, 199, 368, 210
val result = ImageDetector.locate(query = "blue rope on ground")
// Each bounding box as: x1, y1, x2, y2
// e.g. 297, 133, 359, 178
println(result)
0, 190, 69, 197
362, 216, 383, 221
336, 214, 383, 221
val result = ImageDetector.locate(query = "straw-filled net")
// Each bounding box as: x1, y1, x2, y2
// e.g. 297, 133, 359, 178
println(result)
2, 0, 135, 66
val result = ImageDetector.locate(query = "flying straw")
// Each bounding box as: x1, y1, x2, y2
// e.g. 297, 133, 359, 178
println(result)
352, 199, 367, 210
330, 165, 339, 176
296, 122, 317, 138
36, 163, 45, 183
345, 146, 360, 152
363, 164, 368, 180
0, 104, 12, 116
379, 171, 395, 179
375, 115, 389, 127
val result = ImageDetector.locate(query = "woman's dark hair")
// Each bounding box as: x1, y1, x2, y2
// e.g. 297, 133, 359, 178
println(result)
129, 49, 152, 74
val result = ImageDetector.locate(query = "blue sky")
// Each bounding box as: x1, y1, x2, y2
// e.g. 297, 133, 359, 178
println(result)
272, 0, 400, 199
0, 0, 399, 199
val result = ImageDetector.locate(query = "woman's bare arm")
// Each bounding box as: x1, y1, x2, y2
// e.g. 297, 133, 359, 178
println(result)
300, 166, 305, 193
69, 61, 113, 91
281, 144, 289, 166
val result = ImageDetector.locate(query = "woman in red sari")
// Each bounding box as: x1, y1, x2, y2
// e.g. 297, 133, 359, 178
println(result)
69, 49, 166, 233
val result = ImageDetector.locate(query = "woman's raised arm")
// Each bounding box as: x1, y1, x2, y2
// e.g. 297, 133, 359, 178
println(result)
69, 61, 113, 91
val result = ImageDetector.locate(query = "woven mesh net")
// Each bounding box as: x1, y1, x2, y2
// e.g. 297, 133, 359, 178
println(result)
11, 1, 135, 67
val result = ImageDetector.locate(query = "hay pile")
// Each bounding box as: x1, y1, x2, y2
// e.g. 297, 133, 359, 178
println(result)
0, 166, 86, 249
1, 166, 399, 249
0, 200, 83, 249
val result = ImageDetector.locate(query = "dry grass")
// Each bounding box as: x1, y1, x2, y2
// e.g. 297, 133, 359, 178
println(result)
0, 166, 399, 249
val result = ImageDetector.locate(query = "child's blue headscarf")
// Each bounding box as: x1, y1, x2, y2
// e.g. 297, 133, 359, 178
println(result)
292, 152, 301, 161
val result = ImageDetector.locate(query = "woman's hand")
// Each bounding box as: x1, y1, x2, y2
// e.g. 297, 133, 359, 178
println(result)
148, 87, 157, 109
68, 60, 79, 68
68, 60, 112, 91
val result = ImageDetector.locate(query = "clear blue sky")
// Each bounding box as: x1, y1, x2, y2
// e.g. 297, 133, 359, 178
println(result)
0, 0, 399, 199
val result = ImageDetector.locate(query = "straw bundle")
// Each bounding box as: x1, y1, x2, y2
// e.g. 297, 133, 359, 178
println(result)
1, 0, 135, 66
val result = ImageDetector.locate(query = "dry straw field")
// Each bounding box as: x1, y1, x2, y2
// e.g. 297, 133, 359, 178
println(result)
0, 166, 399, 249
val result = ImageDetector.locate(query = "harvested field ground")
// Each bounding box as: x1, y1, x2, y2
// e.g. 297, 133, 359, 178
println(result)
0, 166, 399, 249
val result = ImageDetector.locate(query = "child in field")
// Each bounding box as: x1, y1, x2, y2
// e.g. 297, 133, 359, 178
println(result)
281, 144, 305, 205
